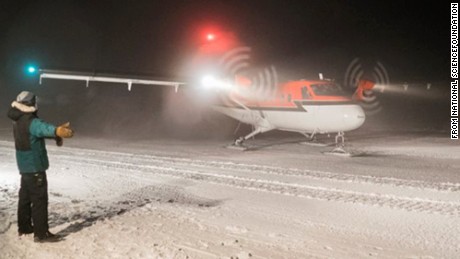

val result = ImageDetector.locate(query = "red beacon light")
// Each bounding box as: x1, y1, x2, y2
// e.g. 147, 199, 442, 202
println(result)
206, 33, 216, 41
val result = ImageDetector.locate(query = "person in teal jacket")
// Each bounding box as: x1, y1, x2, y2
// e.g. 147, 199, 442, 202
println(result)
7, 91, 74, 243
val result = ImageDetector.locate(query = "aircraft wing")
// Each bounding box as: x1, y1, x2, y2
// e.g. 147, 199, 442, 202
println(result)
39, 69, 186, 92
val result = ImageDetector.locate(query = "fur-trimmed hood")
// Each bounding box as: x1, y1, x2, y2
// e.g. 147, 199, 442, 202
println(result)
7, 101, 37, 121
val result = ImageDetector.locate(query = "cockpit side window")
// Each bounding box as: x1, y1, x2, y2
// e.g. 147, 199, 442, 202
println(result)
311, 83, 345, 96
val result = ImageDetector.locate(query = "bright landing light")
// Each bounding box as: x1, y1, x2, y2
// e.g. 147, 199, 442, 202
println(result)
201, 75, 217, 88
201, 75, 232, 90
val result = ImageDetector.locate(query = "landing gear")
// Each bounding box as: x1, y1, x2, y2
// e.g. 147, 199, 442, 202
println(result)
335, 131, 345, 148
323, 131, 354, 157
234, 136, 245, 146
300, 130, 327, 147
227, 128, 264, 150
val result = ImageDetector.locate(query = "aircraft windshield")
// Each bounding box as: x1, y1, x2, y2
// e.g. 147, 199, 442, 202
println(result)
310, 83, 345, 96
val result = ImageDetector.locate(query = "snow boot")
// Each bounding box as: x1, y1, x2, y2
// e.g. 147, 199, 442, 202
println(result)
34, 231, 62, 243
18, 228, 34, 236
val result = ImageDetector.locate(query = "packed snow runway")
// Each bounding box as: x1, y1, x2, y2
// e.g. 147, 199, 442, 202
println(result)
0, 130, 459, 258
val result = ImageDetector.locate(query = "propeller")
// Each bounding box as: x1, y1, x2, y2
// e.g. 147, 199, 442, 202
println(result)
215, 46, 278, 104
344, 58, 390, 116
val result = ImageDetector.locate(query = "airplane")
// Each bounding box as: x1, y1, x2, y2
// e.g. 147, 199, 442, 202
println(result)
34, 32, 380, 156
38, 67, 374, 156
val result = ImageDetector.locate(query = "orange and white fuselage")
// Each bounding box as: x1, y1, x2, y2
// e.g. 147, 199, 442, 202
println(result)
212, 80, 365, 135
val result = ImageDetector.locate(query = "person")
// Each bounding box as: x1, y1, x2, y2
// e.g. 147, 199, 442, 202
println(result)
7, 91, 74, 243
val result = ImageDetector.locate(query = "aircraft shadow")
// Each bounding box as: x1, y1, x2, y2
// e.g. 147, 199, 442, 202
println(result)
240, 138, 317, 151
239, 137, 394, 158
345, 129, 447, 142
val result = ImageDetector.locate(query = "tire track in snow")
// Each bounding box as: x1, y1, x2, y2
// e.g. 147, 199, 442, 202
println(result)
1, 142, 460, 216
1, 142, 459, 192
59, 153, 460, 217
57, 148, 460, 192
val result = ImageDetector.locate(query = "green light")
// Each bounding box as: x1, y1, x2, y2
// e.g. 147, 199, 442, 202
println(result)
27, 66, 36, 74
25, 64, 38, 75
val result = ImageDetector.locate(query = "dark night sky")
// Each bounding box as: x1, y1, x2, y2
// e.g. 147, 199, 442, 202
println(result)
0, 1, 450, 82
0, 0, 452, 134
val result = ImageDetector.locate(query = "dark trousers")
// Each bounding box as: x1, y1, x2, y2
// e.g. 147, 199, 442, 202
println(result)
18, 172, 49, 237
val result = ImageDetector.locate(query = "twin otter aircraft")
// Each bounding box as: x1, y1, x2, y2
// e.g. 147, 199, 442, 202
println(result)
39, 68, 374, 156
211, 76, 370, 151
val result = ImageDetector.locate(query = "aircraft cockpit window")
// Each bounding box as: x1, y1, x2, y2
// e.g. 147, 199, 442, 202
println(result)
311, 84, 345, 96
301, 86, 311, 99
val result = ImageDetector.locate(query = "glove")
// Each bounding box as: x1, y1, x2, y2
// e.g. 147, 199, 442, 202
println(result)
55, 136, 63, 147
56, 122, 74, 138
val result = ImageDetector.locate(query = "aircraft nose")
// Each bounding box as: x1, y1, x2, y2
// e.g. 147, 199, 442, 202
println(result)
342, 105, 365, 131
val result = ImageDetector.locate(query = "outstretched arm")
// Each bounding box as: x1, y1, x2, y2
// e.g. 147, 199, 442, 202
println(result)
30, 119, 74, 140
29, 119, 57, 138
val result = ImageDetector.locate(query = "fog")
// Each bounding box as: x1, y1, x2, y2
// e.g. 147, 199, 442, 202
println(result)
0, 77, 243, 141
0, 72, 451, 145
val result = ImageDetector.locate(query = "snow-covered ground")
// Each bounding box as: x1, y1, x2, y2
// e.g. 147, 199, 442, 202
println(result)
0, 129, 459, 258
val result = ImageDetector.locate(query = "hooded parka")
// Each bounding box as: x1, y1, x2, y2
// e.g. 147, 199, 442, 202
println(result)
7, 102, 56, 173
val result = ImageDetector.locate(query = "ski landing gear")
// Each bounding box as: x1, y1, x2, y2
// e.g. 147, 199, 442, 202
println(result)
226, 128, 263, 151
323, 131, 355, 157
299, 130, 328, 147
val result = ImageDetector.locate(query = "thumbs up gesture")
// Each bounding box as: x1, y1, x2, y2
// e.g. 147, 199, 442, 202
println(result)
56, 122, 74, 138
